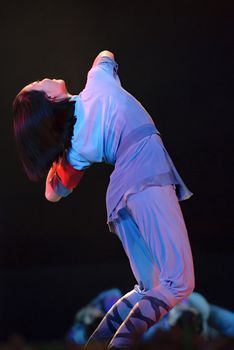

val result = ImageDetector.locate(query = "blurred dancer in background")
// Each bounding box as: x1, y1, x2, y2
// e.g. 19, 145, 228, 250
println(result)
66, 288, 234, 346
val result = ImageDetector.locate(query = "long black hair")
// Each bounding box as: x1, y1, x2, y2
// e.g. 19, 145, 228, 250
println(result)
13, 90, 76, 181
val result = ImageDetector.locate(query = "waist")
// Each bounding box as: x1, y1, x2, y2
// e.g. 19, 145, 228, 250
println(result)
116, 123, 160, 159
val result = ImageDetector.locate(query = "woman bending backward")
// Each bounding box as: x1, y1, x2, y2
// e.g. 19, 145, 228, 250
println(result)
13, 50, 195, 349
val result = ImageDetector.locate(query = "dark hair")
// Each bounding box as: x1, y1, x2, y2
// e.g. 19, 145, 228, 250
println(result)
13, 90, 76, 181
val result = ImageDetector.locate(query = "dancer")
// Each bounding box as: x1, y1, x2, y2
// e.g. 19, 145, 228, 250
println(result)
13, 50, 195, 349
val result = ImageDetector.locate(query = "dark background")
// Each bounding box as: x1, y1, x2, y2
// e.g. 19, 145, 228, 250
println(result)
0, 0, 233, 342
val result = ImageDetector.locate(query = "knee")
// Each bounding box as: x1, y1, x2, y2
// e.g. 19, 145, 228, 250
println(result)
162, 273, 195, 303
176, 273, 195, 301
180, 275, 195, 300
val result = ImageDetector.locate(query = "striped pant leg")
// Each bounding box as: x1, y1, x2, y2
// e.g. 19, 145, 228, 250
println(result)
109, 185, 195, 348
85, 289, 141, 348
86, 206, 158, 348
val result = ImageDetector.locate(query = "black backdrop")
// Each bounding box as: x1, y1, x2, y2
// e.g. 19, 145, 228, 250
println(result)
0, 0, 233, 341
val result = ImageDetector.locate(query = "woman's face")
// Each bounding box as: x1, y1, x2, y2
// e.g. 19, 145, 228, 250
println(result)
21, 78, 70, 100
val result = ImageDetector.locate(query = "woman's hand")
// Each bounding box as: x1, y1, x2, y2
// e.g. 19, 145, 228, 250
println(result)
45, 162, 62, 202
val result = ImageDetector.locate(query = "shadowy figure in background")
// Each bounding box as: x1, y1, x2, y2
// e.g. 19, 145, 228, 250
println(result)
66, 289, 122, 347
65, 288, 234, 348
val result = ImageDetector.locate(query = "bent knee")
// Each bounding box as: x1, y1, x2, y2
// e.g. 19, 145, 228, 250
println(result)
178, 273, 195, 300
180, 276, 195, 299
162, 274, 195, 302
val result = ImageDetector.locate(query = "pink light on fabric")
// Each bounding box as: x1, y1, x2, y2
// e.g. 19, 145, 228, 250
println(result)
55, 156, 85, 190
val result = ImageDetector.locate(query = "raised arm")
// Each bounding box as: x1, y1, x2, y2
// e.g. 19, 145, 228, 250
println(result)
92, 50, 115, 67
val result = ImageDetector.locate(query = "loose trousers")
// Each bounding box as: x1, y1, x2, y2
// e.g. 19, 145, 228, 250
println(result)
86, 185, 195, 348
